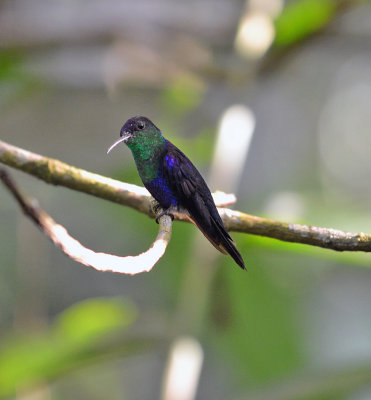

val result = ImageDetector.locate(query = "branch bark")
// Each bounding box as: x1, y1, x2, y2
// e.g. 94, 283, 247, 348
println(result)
0, 168, 172, 274
1, 139, 371, 253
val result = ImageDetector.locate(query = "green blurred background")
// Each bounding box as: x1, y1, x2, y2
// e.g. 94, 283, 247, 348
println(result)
1, 0, 371, 399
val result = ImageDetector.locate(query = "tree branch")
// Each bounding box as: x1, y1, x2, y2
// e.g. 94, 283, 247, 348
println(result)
1, 139, 371, 253
0, 168, 172, 274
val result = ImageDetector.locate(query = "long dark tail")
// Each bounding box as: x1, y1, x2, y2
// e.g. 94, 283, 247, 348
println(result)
191, 216, 246, 270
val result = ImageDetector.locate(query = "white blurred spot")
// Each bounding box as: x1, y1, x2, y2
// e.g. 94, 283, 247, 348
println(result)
235, 11, 275, 59
264, 191, 306, 221
162, 337, 204, 400
209, 105, 255, 193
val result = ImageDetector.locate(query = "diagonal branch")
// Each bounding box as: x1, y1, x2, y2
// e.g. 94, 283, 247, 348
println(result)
0, 168, 172, 274
1, 139, 371, 253
0, 140, 236, 216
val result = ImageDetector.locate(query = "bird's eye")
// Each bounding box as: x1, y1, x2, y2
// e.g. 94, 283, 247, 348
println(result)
137, 121, 145, 130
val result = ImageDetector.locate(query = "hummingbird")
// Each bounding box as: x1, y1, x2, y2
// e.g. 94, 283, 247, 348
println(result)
107, 116, 245, 270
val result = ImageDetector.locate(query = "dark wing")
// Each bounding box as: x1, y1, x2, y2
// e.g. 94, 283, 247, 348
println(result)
163, 140, 245, 270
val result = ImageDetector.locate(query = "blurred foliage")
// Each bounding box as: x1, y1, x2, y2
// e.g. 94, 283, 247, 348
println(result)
210, 260, 303, 384
0, 298, 155, 397
274, 0, 336, 47
54, 298, 136, 343
159, 79, 204, 117
0, 50, 41, 106
1, 0, 371, 399
0, 51, 23, 82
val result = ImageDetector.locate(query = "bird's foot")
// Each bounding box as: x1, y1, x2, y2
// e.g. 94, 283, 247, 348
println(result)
150, 198, 161, 214
155, 210, 174, 224
152, 202, 161, 214
150, 199, 174, 223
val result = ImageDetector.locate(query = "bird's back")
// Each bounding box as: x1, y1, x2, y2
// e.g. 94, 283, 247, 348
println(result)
162, 140, 245, 270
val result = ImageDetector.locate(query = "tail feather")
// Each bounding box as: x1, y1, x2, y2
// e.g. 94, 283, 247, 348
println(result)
212, 217, 246, 270
190, 216, 246, 270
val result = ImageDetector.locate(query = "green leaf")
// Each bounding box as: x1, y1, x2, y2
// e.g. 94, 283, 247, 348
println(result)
54, 297, 136, 343
0, 298, 140, 397
274, 0, 336, 47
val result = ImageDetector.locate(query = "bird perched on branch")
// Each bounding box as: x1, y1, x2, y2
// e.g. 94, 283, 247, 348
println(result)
107, 116, 245, 270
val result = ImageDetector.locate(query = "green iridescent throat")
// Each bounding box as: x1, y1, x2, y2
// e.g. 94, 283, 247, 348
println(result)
126, 130, 166, 183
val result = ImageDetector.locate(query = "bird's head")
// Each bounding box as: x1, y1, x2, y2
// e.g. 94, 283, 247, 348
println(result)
107, 116, 163, 154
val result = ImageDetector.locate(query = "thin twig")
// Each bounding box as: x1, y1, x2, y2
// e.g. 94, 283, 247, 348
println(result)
1, 168, 172, 274
1, 140, 371, 252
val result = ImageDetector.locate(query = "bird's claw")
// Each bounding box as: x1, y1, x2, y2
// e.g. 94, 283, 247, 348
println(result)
152, 203, 160, 213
